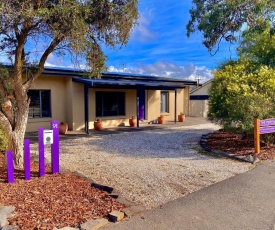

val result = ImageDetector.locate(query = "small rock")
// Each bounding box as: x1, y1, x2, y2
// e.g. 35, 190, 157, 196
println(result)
107, 193, 119, 199
0, 206, 16, 227
253, 157, 260, 164
91, 183, 114, 193
2, 226, 19, 230
80, 218, 109, 230
108, 211, 125, 222
53, 227, 78, 230
244, 155, 260, 164
234, 155, 245, 160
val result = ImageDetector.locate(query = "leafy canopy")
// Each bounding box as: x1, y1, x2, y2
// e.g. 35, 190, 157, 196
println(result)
187, 0, 275, 55
238, 24, 275, 68
0, 0, 139, 77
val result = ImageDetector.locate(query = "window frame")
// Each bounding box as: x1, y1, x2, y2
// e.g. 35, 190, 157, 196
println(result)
28, 90, 52, 119
96, 91, 126, 117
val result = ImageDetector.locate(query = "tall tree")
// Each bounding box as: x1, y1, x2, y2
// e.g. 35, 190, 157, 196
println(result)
0, 0, 138, 167
238, 25, 275, 67
186, 0, 275, 54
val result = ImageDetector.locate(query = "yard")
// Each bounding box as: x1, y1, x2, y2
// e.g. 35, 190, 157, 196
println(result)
33, 117, 252, 208
0, 117, 255, 229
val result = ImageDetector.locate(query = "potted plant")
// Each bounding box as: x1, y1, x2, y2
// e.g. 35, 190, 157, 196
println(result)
59, 122, 68, 134
129, 116, 137, 127
94, 118, 103, 130
158, 115, 165, 124
178, 112, 185, 122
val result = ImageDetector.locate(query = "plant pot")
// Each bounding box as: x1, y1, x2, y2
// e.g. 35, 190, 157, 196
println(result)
59, 123, 68, 134
94, 121, 103, 130
129, 118, 137, 127
178, 114, 185, 122
158, 116, 165, 124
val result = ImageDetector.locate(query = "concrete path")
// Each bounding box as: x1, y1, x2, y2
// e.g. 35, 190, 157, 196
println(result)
104, 160, 275, 230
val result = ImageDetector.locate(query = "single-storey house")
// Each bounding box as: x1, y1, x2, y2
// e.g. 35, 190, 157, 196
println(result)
27, 67, 198, 132
189, 79, 212, 118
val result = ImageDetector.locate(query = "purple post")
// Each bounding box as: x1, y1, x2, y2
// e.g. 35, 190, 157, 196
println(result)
6, 150, 14, 183
38, 127, 45, 177
51, 120, 60, 174
24, 139, 31, 180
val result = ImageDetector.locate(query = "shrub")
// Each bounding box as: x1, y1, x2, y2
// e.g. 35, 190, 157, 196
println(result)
209, 60, 275, 134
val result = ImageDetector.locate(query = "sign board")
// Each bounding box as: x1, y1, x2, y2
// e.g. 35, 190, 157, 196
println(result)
43, 130, 53, 145
254, 118, 275, 153
260, 118, 275, 127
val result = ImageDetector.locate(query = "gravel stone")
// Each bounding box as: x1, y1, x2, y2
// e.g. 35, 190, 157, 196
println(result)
31, 119, 253, 209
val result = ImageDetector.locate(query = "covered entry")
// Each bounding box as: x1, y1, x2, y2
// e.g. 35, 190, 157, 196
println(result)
72, 73, 197, 133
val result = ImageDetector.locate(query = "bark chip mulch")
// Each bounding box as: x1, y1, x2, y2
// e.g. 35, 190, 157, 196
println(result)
206, 131, 275, 160
0, 154, 127, 230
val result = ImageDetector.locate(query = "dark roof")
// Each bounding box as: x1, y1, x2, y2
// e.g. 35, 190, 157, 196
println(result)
42, 67, 197, 90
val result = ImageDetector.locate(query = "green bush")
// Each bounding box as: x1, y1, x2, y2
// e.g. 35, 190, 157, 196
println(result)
209, 60, 275, 134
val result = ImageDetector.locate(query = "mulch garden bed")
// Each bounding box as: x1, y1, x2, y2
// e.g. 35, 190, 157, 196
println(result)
206, 131, 275, 160
0, 154, 127, 230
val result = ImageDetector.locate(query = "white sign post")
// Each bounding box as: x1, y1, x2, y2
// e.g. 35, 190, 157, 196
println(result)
43, 130, 53, 145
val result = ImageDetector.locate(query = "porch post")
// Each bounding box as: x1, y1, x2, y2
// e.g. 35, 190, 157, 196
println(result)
84, 85, 89, 134
137, 90, 140, 128
174, 89, 177, 124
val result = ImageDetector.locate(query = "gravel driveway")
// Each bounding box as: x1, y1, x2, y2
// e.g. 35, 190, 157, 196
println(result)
38, 118, 253, 208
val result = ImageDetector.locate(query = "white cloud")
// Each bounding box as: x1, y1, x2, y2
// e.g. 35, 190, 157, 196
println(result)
131, 11, 156, 42
108, 61, 213, 83
45, 53, 67, 67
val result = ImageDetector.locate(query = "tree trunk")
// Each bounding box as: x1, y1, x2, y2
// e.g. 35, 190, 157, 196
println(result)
3, 98, 29, 169
13, 103, 29, 168
7, 128, 26, 169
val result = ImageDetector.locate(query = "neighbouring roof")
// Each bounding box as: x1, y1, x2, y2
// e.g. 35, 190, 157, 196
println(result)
190, 78, 213, 94
42, 67, 198, 90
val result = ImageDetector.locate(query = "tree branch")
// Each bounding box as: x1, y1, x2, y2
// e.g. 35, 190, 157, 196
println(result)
23, 37, 63, 90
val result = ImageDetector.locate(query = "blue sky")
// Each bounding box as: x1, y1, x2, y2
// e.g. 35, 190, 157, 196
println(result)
101, 0, 237, 81
1, 0, 238, 82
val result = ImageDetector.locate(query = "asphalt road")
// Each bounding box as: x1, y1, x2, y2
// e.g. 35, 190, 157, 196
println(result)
104, 160, 275, 230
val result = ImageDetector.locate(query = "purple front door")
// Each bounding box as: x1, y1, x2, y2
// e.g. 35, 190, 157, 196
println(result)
138, 89, 145, 120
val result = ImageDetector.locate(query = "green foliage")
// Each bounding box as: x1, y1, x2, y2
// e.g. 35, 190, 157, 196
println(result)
209, 60, 275, 133
187, 0, 275, 54
188, 0, 275, 136
0, 0, 139, 77
238, 26, 275, 68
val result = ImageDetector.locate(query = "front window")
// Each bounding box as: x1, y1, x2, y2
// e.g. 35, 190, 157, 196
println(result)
28, 90, 51, 118
160, 91, 169, 113
96, 91, 125, 117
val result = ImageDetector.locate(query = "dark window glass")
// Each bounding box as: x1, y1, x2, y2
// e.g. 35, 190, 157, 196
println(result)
96, 92, 125, 117
28, 90, 51, 118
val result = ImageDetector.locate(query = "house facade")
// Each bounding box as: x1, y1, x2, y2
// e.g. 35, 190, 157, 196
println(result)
26, 68, 197, 132
189, 79, 212, 118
